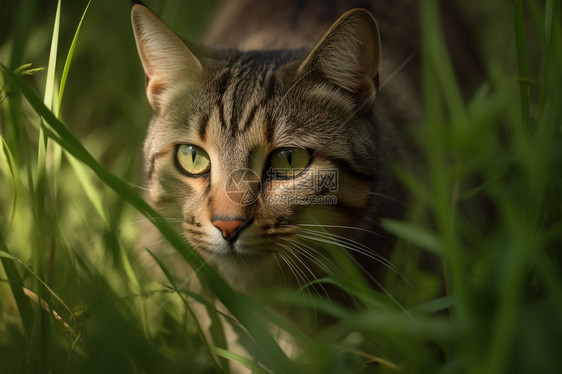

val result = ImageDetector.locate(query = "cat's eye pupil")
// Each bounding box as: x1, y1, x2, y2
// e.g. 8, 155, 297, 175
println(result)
286, 150, 292, 165
269, 147, 311, 179
176, 144, 211, 176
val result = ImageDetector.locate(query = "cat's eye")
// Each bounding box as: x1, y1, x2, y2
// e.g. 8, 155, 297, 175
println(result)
268, 147, 312, 179
175, 144, 211, 176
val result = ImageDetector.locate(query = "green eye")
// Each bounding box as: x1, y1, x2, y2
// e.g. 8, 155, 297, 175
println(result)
269, 147, 312, 179
175, 145, 211, 176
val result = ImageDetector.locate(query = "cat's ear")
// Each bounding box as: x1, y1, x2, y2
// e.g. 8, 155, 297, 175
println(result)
131, 4, 202, 110
297, 8, 381, 110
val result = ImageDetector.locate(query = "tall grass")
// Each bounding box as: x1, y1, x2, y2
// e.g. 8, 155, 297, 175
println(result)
1, 0, 561, 373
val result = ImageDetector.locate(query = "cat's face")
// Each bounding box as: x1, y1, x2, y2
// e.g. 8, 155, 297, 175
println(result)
132, 5, 382, 274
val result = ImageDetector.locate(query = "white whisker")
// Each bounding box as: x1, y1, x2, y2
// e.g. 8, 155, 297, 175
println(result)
296, 230, 401, 278
276, 250, 305, 292
272, 66, 319, 121
275, 245, 321, 325
272, 253, 289, 289
289, 223, 386, 237
279, 237, 339, 277
283, 236, 416, 320
126, 181, 150, 191
378, 52, 418, 92
280, 242, 332, 302
368, 192, 410, 208
293, 232, 411, 316
129, 217, 185, 226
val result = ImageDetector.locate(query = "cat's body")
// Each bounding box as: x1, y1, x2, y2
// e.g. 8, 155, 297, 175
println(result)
131, 0, 478, 370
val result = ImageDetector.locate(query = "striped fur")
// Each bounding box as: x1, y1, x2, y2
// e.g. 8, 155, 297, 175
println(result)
130, 6, 421, 360
131, 1, 427, 369
130, 2, 484, 369
132, 3, 409, 288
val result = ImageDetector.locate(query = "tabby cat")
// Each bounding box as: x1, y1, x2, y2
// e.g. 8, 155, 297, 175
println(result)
132, 0, 427, 369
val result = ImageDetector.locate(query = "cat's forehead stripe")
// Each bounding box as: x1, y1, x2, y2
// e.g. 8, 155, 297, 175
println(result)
211, 62, 277, 140
240, 105, 258, 133
214, 68, 232, 103
198, 112, 210, 142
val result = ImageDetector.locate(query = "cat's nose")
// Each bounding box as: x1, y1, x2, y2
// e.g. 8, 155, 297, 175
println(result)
211, 219, 247, 242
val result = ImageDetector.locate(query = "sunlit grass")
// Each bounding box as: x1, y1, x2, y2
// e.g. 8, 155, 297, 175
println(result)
1, 0, 561, 373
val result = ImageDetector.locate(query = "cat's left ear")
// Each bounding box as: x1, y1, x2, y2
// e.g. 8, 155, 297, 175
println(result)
131, 4, 202, 111
297, 8, 381, 111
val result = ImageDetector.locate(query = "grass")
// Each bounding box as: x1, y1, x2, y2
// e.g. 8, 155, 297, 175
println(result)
1, 0, 561, 373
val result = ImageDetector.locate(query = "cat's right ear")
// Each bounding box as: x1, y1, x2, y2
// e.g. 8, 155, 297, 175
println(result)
131, 4, 202, 111
297, 8, 381, 112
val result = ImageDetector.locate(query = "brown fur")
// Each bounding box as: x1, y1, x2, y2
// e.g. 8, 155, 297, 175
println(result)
131, 0, 479, 371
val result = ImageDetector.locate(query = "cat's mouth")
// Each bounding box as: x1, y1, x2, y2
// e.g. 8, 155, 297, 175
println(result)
198, 241, 273, 264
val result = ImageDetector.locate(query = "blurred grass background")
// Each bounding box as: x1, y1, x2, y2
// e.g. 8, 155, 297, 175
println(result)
1, 0, 561, 373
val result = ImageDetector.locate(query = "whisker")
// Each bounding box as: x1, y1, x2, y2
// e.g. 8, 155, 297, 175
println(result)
278, 245, 323, 303
146, 236, 223, 320
272, 253, 289, 289
126, 181, 150, 192
289, 223, 386, 238
368, 192, 410, 208
290, 215, 404, 279
275, 245, 320, 325
272, 66, 319, 122
276, 250, 305, 293
128, 217, 185, 226
294, 232, 411, 316
378, 52, 418, 92
322, 52, 419, 138
140, 238, 169, 252
294, 214, 407, 278
152, 58, 197, 103
279, 242, 332, 302
296, 229, 411, 290
296, 229, 401, 277
279, 237, 339, 277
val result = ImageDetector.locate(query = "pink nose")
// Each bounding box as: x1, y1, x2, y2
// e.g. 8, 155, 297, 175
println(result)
212, 219, 246, 242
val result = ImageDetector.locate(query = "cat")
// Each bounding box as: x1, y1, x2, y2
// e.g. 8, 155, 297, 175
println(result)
132, 0, 411, 288
130, 0, 477, 370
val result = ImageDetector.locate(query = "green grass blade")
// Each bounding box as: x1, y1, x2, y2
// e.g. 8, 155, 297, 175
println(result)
8, 0, 38, 69
0, 250, 72, 316
514, 0, 531, 125
342, 310, 454, 342
420, 0, 470, 319
7, 69, 296, 373
382, 219, 442, 255
146, 248, 228, 372
210, 346, 271, 374
44, 0, 60, 110
0, 136, 19, 228
29, 302, 46, 373
420, 0, 466, 122
57, 0, 91, 113
67, 156, 108, 224
49, 0, 107, 228
44, 0, 63, 204
0, 234, 34, 338
409, 296, 454, 315
35, 126, 47, 223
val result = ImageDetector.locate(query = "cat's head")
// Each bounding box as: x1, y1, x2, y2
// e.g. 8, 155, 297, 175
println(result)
131, 4, 386, 276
